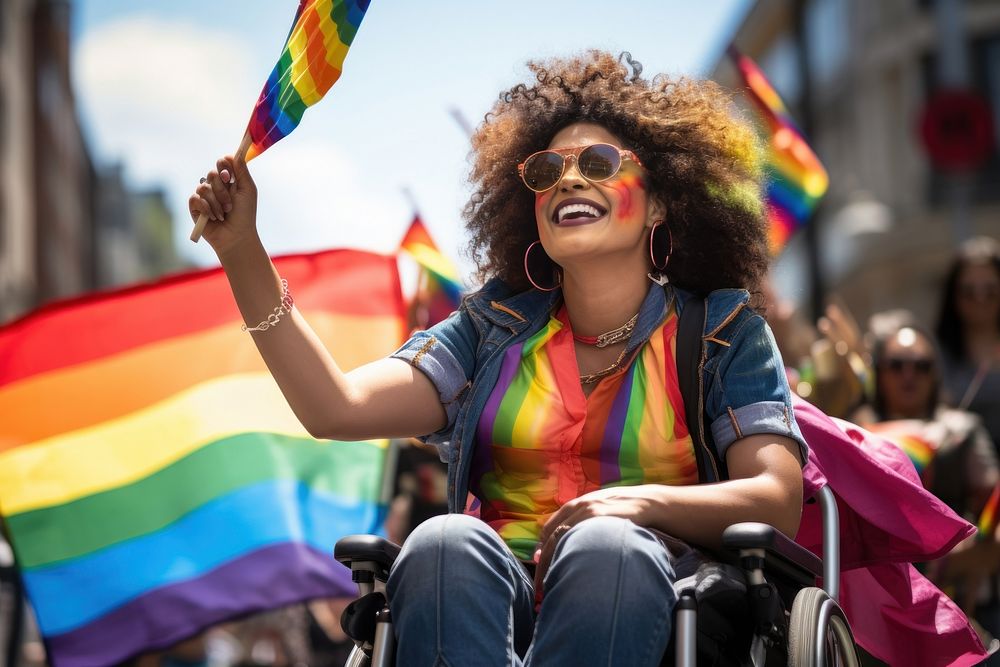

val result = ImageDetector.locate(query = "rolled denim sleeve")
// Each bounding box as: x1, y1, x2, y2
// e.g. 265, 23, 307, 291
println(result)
390, 306, 478, 443
705, 312, 808, 465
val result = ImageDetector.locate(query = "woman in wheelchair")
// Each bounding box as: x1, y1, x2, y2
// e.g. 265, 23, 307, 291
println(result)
190, 51, 810, 666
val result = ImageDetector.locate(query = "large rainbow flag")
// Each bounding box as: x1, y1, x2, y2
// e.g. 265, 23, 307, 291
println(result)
245, 0, 370, 161
399, 215, 463, 328
729, 47, 829, 254
0, 249, 405, 667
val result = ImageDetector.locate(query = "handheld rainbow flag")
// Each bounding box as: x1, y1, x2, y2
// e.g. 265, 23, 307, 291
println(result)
728, 47, 829, 254
190, 0, 370, 241
245, 0, 370, 161
0, 249, 405, 667
399, 216, 463, 328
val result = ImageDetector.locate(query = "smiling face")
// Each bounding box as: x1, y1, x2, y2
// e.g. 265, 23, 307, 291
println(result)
532, 122, 663, 271
878, 328, 938, 419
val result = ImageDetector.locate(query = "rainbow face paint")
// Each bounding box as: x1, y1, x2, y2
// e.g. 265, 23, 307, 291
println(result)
605, 170, 646, 223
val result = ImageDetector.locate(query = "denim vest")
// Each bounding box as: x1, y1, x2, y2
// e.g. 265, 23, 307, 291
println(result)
392, 278, 807, 512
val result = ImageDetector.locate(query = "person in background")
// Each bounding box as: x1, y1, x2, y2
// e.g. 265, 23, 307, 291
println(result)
936, 236, 1000, 452
761, 277, 870, 419
857, 316, 1000, 655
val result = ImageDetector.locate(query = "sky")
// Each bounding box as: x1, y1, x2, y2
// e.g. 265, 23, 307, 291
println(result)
71, 0, 752, 288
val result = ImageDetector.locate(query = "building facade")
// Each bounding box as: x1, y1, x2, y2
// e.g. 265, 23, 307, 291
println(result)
0, 0, 96, 322
0, 0, 42, 321
713, 0, 1000, 327
0, 0, 182, 324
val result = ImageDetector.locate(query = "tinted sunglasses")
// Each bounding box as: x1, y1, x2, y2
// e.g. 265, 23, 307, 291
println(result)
517, 143, 643, 192
958, 283, 1000, 301
883, 357, 935, 375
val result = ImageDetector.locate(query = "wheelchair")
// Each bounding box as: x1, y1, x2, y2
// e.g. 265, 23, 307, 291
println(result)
332, 485, 860, 666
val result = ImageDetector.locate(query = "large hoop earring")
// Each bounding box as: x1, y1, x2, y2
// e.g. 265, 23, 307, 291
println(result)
524, 241, 562, 292
649, 220, 672, 272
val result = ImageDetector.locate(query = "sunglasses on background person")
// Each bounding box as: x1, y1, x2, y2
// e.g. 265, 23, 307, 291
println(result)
883, 357, 935, 375
958, 283, 1000, 301
517, 143, 643, 192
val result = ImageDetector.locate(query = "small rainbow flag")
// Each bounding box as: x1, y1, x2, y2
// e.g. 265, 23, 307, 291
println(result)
866, 421, 938, 477
978, 483, 1000, 541
729, 47, 829, 254
0, 249, 405, 667
400, 216, 463, 328
245, 0, 370, 161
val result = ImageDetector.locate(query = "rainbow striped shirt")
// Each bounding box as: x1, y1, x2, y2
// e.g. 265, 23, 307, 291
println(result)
470, 302, 699, 560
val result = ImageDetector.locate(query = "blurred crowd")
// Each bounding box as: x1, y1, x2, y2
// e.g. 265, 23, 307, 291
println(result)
768, 235, 1000, 654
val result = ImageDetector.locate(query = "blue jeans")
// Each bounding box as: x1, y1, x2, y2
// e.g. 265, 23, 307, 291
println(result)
387, 514, 677, 666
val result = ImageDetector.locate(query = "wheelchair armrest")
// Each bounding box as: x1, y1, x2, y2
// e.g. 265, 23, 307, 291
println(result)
334, 535, 401, 572
722, 522, 821, 584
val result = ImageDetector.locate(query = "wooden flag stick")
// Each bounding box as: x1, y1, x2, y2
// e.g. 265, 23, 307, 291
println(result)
190, 132, 254, 243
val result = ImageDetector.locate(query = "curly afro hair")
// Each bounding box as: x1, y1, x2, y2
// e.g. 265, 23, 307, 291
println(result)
463, 50, 768, 296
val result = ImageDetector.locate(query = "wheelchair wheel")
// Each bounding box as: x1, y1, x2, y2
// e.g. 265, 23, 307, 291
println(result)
787, 587, 860, 667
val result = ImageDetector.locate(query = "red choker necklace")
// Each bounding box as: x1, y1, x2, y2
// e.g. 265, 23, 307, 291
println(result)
572, 312, 639, 348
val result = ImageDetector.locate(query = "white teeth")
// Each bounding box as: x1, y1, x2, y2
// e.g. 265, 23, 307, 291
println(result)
557, 203, 602, 223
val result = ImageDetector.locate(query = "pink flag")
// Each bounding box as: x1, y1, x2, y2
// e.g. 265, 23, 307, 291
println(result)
792, 396, 990, 666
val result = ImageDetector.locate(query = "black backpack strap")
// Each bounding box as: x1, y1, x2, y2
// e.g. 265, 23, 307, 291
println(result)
675, 293, 727, 483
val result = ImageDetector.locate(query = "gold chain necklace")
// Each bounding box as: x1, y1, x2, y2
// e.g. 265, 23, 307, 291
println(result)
579, 347, 632, 385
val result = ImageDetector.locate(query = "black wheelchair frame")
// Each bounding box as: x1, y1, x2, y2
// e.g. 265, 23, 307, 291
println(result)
333, 485, 861, 667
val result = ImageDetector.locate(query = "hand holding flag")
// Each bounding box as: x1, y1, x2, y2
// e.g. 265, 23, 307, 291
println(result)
187, 154, 258, 260
190, 0, 371, 243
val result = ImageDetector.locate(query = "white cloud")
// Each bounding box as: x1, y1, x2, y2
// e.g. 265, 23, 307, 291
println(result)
251, 139, 410, 256
74, 15, 407, 268
77, 16, 253, 134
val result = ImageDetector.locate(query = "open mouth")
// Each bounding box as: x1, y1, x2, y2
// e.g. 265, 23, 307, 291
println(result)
552, 198, 608, 225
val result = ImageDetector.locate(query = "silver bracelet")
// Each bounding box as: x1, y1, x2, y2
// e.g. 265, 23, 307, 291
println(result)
242, 278, 294, 332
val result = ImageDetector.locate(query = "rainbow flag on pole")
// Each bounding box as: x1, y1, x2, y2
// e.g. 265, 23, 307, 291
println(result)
729, 47, 829, 254
400, 216, 463, 328
190, 0, 370, 242
0, 249, 405, 667
245, 0, 371, 161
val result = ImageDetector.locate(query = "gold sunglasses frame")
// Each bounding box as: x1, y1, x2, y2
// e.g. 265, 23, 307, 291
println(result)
517, 143, 644, 192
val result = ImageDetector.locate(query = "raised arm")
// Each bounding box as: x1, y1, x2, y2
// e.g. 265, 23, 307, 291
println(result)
189, 155, 446, 441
